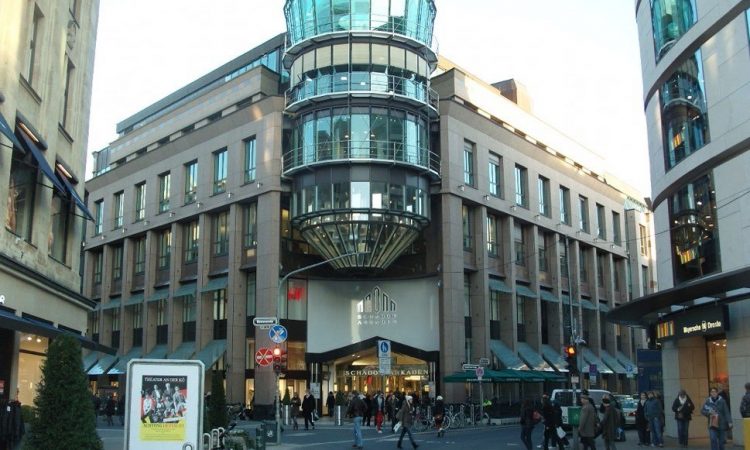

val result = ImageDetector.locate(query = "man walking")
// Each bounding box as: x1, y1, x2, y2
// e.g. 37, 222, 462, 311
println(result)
302, 389, 316, 430
578, 394, 598, 450
348, 390, 366, 449
645, 391, 664, 447
395, 395, 419, 449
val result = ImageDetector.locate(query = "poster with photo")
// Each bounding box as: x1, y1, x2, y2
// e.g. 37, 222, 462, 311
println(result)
139, 375, 188, 441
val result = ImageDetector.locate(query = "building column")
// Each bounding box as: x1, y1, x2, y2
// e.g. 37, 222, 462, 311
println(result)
226, 203, 246, 403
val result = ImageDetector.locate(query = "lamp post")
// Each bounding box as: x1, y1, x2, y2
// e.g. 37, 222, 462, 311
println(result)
273, 251, 369, 444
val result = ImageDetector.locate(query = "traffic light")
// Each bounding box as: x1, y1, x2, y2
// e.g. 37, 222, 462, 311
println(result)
273, 346, 282, 374
565, 345, 579, 376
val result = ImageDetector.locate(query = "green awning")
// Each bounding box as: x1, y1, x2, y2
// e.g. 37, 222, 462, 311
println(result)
82, 352, 99, 372
580, 299, 597, 310
541, 344, 570, 372
490, 340, 528, 370
144, 344, 169, 359
489, 278, 512, 294
147, 288, 170, 303
201, 276, 228, 293
443, 368, 521, 383
600, 350, 627, 374
124, 293, 144, 307
540, 290, 559, 303
517, 342, 553, 371
529, 370, 566, 381
168, 341, 196, 360
516, 284, 537, 299
87, 354, 118, 375
194, 340, 227, 368
174, 282, 196, 298
108, 347, 143, 375
101, 299, 121, 310
598, 303, 610, 312
581, 347, 614, 374
561, 294, 579, 306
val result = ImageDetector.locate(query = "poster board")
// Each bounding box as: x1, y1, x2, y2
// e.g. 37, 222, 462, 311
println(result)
125, 359, 204, 450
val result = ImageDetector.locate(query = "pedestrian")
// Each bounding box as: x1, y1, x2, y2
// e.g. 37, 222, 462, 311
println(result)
118, 394, 125, 425
701, 387, 732, 450
105, 395, 116, 426
364, 393, 373, 427
92, 393, 101, 426
327, 391, 335, 417
542, 394, 563, 450
635, 392, 650, 446
302, 389, 316, 430
740, 382, 750, 419
395, 395, 419, 449
644, 391, 664, 447
291, 392, 301, 430
671, 389, 695, 447
520, 399, 537, 450
347, 390, 366, 449
601, 397, 621, 450
578, 394, 598, 450
375, 391, 385, 434
434, 395, 446, 438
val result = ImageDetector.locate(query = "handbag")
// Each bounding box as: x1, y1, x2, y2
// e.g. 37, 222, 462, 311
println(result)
394, 422, 402, 433
556, 426, 567, 440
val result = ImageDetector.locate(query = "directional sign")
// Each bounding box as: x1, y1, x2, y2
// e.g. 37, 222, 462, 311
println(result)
269, 324, 288, 344
255, 347, 274, 367
462, 363, 479, 371
479, 357, 490, 367
378, 340, 391, 358
379, 357, 392, 375
253, 317, 278, 327
475, 366, 485, 380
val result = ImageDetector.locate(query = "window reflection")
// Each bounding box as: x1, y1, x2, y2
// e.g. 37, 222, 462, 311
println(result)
651, 0, 696, 61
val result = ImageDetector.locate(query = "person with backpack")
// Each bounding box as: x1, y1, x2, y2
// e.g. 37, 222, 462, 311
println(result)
671, 389, 695, 447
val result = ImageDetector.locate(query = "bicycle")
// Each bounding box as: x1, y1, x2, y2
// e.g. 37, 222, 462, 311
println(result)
445, 404, 466, 429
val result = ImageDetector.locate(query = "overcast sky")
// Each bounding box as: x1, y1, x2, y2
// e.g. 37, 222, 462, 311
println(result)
88, 0, 650, 195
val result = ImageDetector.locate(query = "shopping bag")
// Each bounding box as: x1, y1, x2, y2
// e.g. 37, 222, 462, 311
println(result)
394, 422, 402, 433
556, 426, 567, 440
710, 413, 720, 429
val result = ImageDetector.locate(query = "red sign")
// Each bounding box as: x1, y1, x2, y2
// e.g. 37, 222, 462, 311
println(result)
255, 348, 274, 367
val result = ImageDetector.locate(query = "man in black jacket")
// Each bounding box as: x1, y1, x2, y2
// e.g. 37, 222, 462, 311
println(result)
348, 391, 366, 449
302, 389, 316, 430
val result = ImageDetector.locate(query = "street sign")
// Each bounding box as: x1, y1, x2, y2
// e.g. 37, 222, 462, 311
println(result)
379, 357, 391, 375
268, 324, 288, 344
571, 375, 580, 384
378, 340, 391, 358
589, 363, 598, 375
255, 348, 274, 367
625, 364, 635, 378
462, 363, 479, 371
475, 366, 485, 380
253, 317, 278, 327
478, 357, 490, 366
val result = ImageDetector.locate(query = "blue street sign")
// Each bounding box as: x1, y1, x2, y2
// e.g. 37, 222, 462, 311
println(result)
378, 340, 391, 358
269, 324, 288, 344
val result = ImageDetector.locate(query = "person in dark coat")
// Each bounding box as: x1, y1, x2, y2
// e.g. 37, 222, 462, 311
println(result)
635, 392, 650, 446
701, 387, 732, 450
578, 394, 598, 450
326, 391, 335, 417
364, 393, 373, 427
671, 389, 695, 447
520, 399, 537, 450
395, 395, 418, 449
105, 395, 116, 426
644, 391, 664, 447
301, 389, 316, 430
541, 395, 563, 450
601, 397, 621, 450
117, 395, 126, 425
291, 392, 301, 430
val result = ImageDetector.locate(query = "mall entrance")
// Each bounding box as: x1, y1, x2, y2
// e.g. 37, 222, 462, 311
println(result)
328, 349, 429, 396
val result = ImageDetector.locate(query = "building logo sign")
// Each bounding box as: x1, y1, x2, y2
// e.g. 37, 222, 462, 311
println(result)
344, 364, 428, 377
657, 305, 728, 341
356, 286, 397, 326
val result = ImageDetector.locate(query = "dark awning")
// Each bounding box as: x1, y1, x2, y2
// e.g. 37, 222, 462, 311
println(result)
580, 299, 597, 310
16, 127, 66, 193
607, 266, 750, 326
195, 340, 227, 368
490, 339, 528, 370
540, 290, 559, 303
581, 347, 614, 374
517, 342, 554, 371
88, 354, 118, 375
541, 344, 568, 372
174, 282, 197, 298
108, 347, 143, 375
168, 341, 196, 360
144, 344, 169, 359
147, 288, 169, 303
201, 276, 228, 293
516, 284, 537, 299
56, 167, 94, 221
489, 278, 512, 294
123, 293, 144, 307
0, 111, 22, 149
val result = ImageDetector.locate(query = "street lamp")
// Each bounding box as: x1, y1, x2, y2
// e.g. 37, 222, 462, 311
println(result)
273, 251, 369, 444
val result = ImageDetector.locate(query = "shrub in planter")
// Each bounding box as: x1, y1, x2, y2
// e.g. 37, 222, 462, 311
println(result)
282, 388, 291, 406
206, 371, 228, 430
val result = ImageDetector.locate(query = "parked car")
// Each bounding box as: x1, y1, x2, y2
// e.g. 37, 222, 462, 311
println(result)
619, 397, 638, 427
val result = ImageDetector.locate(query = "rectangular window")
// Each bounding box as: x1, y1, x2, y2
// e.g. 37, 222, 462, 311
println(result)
463, 140, 474, 186
213, 289, 227, 340
111, 309, 120, 331
612, 211, 622, 246
213, 148, 227, 194
113, 191, 123, 229
184, 221, 199, 263
133, 237, 146, 275
578, 195, 589, 233
639, 224, 648, 255
182, 296, 196, 342
158, 172, 170, 213
25, 6, 42, 84
112, 245, 123, 281
579, 247, 588, 282
538, 231, 548, 272
489, 289, 501, 340
135, 182, 146, 221
246, 272, 257, 317
93, 251, 103, 284
158, 228, 171, 269
463, 274, 471, 317
156, 300, 167, 325
244, 203, 258, 248
596, 204, 606, 240
514, 164, 528, 208
642, 265, 650, 294
49, 193, 70, 262
597, 253, 606, 288
6, 147, 37, 241
132, 304, 142, 329
213, 211, 229, 256
462, 204, 473, 251
516, 297, 525, 342
486, 214, 498, 258
488, 153, 502, 198
613, 260, 621, 291
538, 175, 550, 217
244, 137, 257, 183
514, 223, 525, 266
559, 239, 569, 278
61, 58, 74, 129
94, 200, 103, 235
559, 186, 571, 225
184, 160, 198, 204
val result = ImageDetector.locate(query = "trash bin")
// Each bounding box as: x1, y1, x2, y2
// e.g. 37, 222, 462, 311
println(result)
263, 420, 278, 442
563, 406, 581, 426
254, 423, 266, 450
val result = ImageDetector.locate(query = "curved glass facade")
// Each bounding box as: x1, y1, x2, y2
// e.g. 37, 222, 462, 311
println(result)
284, 0, 436, 49
660, 50, 709, 169
285, 107, 435, 174
651, 0, 696, 61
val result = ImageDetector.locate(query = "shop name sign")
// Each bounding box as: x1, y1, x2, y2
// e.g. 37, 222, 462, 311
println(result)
356, 286, 397, 326
682, 320, 722, 335
344, 365, 428, 377
657, 305, 728, 341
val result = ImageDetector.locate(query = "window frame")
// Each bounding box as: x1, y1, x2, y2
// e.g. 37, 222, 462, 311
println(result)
578, 195, 590, 233
514, 164, 528, 208
158, 172, 171, 213
213, 148, 228, 194
488, 152, 502, 198
184, 221, 199, 264
212, 211, 229, 256
244, 137, 257, 183
134, 182, 146, 222
559, 186, 571, 225
184, 160, 198, 204
113, 191, 124, 229
538, 175, 550, 217
596, 203, 606, 240
463, 140, 475, 187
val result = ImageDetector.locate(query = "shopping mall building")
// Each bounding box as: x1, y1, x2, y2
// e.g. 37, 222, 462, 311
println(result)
610, 0, 750, 444
83, 0, 654, 417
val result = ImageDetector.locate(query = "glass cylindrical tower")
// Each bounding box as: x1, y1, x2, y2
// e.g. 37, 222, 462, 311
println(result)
283, 0, 439, 271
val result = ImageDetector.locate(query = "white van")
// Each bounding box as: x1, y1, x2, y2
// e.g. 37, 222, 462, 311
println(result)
550, 389, 611, 407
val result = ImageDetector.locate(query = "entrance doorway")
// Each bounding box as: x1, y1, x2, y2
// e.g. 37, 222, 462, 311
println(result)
328, 348, 429, 396
707, 337, 727, 392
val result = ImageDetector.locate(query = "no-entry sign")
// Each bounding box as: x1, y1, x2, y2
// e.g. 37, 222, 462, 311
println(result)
255, 347, 274, 367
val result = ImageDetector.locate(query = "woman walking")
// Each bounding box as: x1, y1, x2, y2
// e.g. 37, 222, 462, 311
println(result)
395, 395, 418, 449
635, 392, 650, 446
701, 387, 732, 450
520, 399, 537, 450
671, 389, 695, 447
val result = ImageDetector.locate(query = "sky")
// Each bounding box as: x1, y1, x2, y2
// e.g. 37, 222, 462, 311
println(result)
87, 0, 651, 195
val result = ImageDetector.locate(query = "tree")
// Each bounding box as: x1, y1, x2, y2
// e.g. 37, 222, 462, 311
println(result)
282, 388, 291, 406
206, 371, 228, 430
23, 334, 102, 450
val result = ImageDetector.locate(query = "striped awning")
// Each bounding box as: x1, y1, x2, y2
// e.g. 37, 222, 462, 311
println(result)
490, 340, 528, 370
